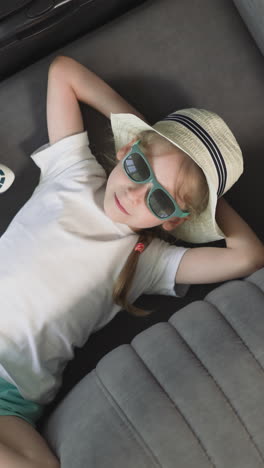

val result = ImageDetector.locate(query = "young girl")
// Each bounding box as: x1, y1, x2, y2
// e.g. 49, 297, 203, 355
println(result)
0, 55, 263, 468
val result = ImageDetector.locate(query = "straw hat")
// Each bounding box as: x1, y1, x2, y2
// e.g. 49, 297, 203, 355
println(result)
110, 108, 243, 243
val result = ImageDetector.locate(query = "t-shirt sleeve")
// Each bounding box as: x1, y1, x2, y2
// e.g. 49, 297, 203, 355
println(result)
30, 131, 105, 181
137, 238, 190, 297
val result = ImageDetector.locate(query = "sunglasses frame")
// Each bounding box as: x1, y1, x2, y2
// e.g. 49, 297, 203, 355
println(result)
122, 139, 190, 220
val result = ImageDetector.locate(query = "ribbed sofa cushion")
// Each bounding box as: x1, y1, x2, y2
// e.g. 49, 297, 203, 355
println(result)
41, 268, 264, 467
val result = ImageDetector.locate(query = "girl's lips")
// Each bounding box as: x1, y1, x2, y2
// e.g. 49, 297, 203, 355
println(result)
115, 193, 130, 215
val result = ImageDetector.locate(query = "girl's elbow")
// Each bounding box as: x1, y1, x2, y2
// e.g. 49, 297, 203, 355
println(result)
246, 248, 264, 275
49, 55, 71, 73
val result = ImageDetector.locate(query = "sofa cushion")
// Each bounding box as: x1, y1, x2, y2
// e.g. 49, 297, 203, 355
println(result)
40, 268, 264, 467
0, 2, 263, 461
0, 0, 261, 434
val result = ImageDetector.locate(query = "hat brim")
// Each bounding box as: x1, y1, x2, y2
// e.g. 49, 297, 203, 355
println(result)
172, 181, 225, 243
110, 112, 225, 244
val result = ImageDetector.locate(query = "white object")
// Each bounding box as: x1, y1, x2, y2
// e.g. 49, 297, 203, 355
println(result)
0, 164, 15, 193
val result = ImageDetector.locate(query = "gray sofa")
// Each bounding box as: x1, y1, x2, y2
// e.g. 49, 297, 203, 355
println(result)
0, 0, 263, 466
42, 268, 264, 468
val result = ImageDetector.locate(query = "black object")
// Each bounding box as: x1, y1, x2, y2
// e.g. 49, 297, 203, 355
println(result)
0, 0, 146, 80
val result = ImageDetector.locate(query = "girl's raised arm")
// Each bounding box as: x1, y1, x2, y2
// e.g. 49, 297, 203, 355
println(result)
47, 55, 146, 145
175, 197, 264, 284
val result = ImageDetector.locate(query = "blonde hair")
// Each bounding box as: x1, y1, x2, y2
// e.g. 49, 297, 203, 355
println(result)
108, 129, 209, 316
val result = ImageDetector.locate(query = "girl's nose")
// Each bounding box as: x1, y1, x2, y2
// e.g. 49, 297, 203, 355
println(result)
127, 182, 151, 204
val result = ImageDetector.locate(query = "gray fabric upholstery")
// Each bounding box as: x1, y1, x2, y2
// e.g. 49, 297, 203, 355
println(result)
41, 268, 264, 467
233, 0, 264, 55
0, 0, 262, 466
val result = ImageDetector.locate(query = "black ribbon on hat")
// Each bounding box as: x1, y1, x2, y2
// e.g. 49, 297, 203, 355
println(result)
162, 113, 227, 197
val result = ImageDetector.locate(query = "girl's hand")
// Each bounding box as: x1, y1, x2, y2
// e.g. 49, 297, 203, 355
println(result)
46, 55, 147, 145
175, 198, 264, 284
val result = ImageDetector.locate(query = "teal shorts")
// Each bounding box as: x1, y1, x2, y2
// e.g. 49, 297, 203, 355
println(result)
0, 376, 44, 428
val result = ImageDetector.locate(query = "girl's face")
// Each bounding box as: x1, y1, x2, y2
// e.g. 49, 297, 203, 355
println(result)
103, 138, 191, 232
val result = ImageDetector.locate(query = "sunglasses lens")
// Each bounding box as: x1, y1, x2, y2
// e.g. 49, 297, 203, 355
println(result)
124, 153, 150, 182
149, 189, 175, 218
124, 151, 177, 219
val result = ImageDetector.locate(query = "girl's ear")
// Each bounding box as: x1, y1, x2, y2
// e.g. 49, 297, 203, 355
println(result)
161, 216, 190, 232
116, 138, 138, 161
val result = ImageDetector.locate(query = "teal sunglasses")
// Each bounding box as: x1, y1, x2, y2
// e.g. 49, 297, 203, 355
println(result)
122, 139, 190, 220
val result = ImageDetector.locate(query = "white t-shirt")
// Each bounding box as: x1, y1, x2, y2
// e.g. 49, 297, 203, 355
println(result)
0, 131, 189, 404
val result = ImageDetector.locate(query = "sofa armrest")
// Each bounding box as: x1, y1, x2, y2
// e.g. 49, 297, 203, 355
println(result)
233, 0, 264, 55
